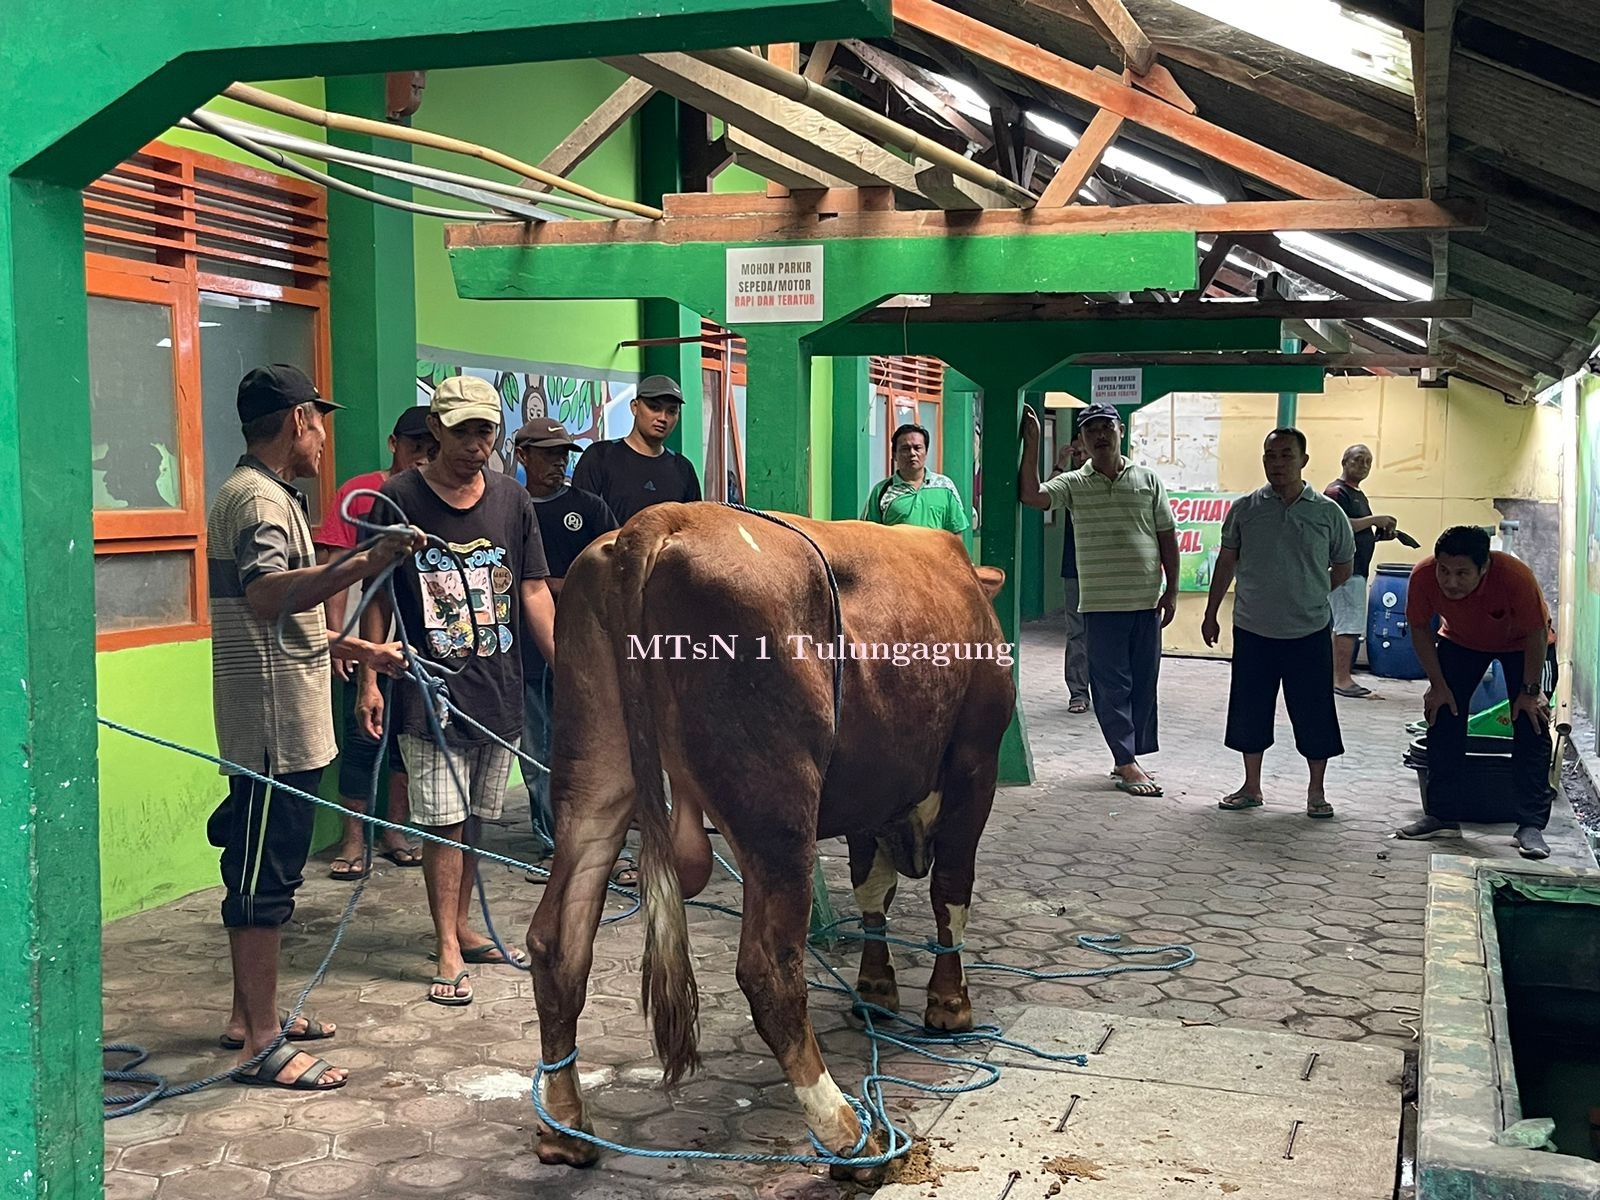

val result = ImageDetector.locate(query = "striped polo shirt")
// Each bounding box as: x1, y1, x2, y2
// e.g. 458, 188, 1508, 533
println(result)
206, 456, 336, 776
1040, 457, 1175, 612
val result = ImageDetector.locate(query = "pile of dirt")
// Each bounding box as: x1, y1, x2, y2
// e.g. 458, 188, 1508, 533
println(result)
1043, 1154, 1105, 1183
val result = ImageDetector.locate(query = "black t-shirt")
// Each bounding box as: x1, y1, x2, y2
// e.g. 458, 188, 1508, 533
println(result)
571, 438, 701, 525
522, 485, 619, 676
1324, 478, 1375, 577
378, 469, 548, 744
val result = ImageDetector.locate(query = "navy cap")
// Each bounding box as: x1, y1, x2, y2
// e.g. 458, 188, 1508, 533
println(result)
236, 364, 342, 424
391, 406, 433, 439
1076, 403, 1121, 426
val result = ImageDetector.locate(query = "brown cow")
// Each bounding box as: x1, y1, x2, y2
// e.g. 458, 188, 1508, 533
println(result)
526, 503, 1014, 1179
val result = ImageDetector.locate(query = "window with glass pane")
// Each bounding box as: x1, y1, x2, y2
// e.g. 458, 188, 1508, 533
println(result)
94, 552, 193, 634
199, 292, 318, 516
88, 296, 181, 511
867, 390, 887, 486
918, 401, 940, 469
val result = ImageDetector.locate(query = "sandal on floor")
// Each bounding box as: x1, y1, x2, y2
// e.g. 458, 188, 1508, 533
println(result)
428, 970, 473, 1007
1218, 790, 1264, 811
1113, 777, 1164, 798
1333, 684, 1373, 698
429, 944, 529, 968
233, 1042, 346, 1091
1068, 699, 1090, 714
380, 845, 423, 867
610, 856, 639, 889
219, 1012, 335, 1051
1306, 796, 1336, 819
328, 857, 369, 882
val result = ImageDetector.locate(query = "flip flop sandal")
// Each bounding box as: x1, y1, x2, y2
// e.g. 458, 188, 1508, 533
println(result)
610, 857, 640, 888
380, 845, 423, 867
1068, 700, 1090, 714
1113, 778, 1164, 797
1306, 797, 1336, 819
233, 1041, 346, 1091
429, 945, 530, 968
1218, 791, 1264, 811
219, 1013, 335, 1051
1333, 685, 1373, 698
428, 970, 473, 1007
328, 857, 369, 881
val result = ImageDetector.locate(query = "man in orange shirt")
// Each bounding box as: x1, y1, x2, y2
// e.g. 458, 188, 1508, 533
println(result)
1396, 525, 1555, 857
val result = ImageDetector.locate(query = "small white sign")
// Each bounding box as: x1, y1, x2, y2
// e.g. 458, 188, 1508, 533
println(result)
1090, 368, 1143, 406
726, 244, 824, 324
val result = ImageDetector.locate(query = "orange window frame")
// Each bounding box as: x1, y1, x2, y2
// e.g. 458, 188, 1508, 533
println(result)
871, 356, 945, 476
85, 139, 333, 652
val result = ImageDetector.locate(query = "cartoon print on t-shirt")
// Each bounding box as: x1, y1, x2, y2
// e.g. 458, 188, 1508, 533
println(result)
417, 538, 515, 660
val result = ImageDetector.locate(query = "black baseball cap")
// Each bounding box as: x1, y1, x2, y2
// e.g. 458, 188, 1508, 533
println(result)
1076, 403, 1121, 427
392, 406, 433, 440
236, 364, 342, 424
637, 374, 684, 404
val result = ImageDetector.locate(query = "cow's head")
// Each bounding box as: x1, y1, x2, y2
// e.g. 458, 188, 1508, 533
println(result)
974, 565, 1005, 601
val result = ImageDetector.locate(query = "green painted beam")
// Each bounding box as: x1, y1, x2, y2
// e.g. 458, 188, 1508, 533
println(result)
1037, 364, 1327, 401
831, 356, 872, 522
0, 4, 892, 1197
1020, 391, 1046, 622
326, 75, 419, 477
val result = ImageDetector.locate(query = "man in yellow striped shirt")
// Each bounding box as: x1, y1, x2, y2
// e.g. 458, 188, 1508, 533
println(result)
1020, 404, 1179, 797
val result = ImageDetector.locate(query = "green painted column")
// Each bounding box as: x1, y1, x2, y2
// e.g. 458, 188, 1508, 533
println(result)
1020, 391, 1047, 621
1277, 335, 1302, 429
830, 356, 871, 521
0, 177, 105, 1198
941, 375, 975, 553
742, 330, 813, 515
325, 75, 418, 476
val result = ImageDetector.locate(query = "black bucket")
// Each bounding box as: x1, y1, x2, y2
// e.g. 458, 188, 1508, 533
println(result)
1403, 733, 1519, 822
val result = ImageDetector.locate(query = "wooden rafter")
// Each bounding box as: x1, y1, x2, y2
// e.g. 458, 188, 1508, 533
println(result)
1123, 64, 1195, 114
845, 41, 993, 148
855, 297, 1473, 322
1037, 109, 1124, 206
893, 0, 1369, 201
1419, 0, 1457, 356
533, 77, 656, 186
804, 39, 839, 82
1078, 0, 1156, 74
1196, 236, 1235, 294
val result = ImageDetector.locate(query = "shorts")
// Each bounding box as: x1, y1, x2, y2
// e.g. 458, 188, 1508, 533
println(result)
400, 734, 516, 828
1329, 574, 1367, 637
1225, 625, 1344, 761
335, 677, 407, 799
208, 764, 325, 928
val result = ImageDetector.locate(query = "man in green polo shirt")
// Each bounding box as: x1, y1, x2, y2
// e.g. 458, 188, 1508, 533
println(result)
861, 422, 972, 534
1020, 403, 1179, 797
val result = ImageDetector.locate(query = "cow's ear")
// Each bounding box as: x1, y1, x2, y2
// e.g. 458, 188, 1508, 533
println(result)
974, 565, 1005, 600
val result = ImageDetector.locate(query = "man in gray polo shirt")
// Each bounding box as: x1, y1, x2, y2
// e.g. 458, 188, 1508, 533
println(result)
1202, 428, 1355, 818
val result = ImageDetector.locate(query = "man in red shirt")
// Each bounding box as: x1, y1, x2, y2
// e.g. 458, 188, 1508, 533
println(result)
1397, 525, 1555, 858
314, 406, 437, 877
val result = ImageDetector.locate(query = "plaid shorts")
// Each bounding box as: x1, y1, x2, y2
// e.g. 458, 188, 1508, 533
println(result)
400, 734, 516, 828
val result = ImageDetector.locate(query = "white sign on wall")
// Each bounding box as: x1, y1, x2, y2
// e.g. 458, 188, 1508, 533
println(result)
1090, 367, 1143, 406
726, 244, 824, 323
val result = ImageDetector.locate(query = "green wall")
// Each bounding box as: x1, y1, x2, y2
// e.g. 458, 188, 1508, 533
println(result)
1573, 376, 1600, 743
409, 61, 644, 371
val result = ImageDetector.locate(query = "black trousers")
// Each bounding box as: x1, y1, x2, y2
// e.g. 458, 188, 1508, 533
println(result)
209, 763, 325, 928
1426, 638, 1554, 829
1225, 625, 1344, 761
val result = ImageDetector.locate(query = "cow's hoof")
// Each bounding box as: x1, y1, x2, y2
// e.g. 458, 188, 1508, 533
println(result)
855, 974, 901, 1015
923, 992, 974, 1032
827, 1129, 889, 1184
536, 1126, 601, 1168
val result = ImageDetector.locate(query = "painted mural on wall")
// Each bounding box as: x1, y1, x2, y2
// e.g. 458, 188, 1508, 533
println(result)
415, 357, 637, 480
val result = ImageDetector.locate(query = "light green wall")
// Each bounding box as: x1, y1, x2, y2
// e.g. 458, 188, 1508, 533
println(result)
165, 78, 328, 171
1574, 376, 1600, 744
409, 61, 644, 371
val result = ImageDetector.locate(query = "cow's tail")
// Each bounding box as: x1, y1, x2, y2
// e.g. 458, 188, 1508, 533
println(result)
614, 524, 701, 1086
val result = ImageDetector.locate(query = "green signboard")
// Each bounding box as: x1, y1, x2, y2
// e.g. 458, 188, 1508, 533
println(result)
1171, 491, 1238, 592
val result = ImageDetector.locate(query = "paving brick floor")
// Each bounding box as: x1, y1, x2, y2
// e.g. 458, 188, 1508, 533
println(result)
102, 621, 1595, 1200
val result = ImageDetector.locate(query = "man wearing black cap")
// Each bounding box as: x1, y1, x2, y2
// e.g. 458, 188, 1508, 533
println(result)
571, 374, 701, 524
208, 364, 421, 1091
314, 405, 438, 880
514, 418, 620, 857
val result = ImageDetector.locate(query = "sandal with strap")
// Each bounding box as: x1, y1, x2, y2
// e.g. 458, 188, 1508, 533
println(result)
233, 1041, 346, 1091
1218, 790, 1264, 811
1306, 796, 1336, 820
428, 970, 473, 1007
219, 1012, 335, 1051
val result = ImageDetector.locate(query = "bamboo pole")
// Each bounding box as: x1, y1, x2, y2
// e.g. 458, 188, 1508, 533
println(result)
687, 47, 1036, 207
223, 82, 664, 220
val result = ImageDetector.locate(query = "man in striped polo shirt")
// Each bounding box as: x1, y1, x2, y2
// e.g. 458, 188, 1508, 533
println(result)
208, 364, 419, 1091
1020, 403, 1179, 797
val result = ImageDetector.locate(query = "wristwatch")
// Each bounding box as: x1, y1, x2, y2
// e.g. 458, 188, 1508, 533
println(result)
1520, 683, 1542, 697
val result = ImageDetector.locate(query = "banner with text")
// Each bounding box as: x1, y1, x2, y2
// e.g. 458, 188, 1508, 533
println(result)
727, 244, 824, 323
1170, 491, 1237, 592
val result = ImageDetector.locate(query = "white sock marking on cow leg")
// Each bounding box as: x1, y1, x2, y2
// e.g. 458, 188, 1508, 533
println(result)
795, 1070, 859, 1151
944, 902, 970, 985
853, 845, 898, 918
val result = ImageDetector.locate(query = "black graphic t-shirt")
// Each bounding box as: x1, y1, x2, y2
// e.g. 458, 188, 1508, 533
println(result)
571, 438, 701, 525
378, 469, 548, 744
523, 485, 619, 676
1324, 478, 1375, 578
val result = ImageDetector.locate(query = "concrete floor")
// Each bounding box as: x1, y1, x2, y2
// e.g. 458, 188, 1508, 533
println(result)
101, 621, 1596, 1200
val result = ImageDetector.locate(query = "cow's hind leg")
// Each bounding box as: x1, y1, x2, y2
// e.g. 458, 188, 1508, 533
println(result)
924, 755, 998, 1032
847, 834, 901, 1015
733, 828, 886, 1183
527, 772, 633, 1167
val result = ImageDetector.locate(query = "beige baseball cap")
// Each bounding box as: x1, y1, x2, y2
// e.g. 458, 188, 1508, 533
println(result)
431, 375, 502, 428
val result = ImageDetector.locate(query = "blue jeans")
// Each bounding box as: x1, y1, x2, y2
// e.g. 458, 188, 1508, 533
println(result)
523, 659, 555, 848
